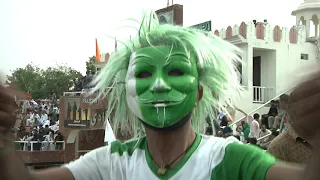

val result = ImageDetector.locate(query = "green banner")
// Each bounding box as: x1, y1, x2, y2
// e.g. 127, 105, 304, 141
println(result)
190, 21, 212, 31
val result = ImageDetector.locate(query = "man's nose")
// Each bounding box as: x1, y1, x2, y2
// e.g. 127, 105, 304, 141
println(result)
151, 76, 171, 93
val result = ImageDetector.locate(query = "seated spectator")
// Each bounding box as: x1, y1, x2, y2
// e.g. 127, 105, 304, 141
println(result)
39, 110, 48, 126
26, 111, 35, 127
33, 111, 41, 127
31, 130, 44, 151
264, 100, 278, 129
258, 124, 272, 145
248, 137, 258, 145
222, 126, 233, 138
42, 130, 54, 151
234, 125, 245, 142
247, 137, 263, 149
268, 94, 289, 130
220, 115, 229, 127
241, 121, 250, 140
42, 125, 51, 135
260, 130, 278, 150
54, 132, 64, 150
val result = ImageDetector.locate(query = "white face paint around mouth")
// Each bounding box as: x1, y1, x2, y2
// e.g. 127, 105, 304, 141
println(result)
154, 103, 167, 108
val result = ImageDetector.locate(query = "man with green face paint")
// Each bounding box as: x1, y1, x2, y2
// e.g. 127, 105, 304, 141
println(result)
126, 46, 199, 128
2, 11, 320, 180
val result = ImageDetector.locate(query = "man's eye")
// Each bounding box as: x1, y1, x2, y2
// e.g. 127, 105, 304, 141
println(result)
136, 72, 152, 78
168, 69, 184, 76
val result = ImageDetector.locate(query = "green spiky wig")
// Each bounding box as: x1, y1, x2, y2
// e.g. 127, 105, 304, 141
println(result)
91, 11, 242, 138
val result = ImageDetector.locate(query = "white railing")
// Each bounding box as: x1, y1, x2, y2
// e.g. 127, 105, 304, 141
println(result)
63, 87, 113, 96
63, 91, 84, 96
230, 85, 297, 127
14, 141, 65, 151
253, 86, 275, 103
257, 133, 272, 141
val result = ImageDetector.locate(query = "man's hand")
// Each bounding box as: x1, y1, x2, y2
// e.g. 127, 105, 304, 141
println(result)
0, 85, 23, 148
288, 66, 320, 146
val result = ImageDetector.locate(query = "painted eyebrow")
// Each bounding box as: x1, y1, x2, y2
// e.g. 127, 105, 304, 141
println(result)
164, 53, 190, 65
131, 53, 190, 66
131, 55, 155, 66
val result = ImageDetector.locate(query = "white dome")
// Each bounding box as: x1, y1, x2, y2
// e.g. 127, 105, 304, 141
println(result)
292, 0, 320, 14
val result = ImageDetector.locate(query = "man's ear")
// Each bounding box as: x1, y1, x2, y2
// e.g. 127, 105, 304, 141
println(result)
197, 85, 203, 102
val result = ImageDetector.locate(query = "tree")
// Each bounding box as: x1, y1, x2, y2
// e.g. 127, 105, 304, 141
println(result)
86, 56, 97, 74
7, 63, 83, 99
41, 64, 83, 97
7, 64, 44, 98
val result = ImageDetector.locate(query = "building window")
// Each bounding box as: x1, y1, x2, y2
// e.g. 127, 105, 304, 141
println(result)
236, 55, 243, 85
301, 53, 309, 60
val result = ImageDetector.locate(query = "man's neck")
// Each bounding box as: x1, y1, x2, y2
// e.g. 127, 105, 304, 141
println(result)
145, 121, 196, 167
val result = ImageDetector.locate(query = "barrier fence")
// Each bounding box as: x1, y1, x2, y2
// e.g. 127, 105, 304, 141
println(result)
14, 141, 65, 151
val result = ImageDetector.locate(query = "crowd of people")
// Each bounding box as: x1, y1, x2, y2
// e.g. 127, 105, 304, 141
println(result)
204, 93, 312, 165
208, 94, 289, 151
71, 71, 96, 92
13, 98, 64, 151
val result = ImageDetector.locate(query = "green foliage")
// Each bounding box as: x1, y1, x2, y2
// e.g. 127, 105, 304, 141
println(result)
86, 56, 97, 74
6, 63, 83, 99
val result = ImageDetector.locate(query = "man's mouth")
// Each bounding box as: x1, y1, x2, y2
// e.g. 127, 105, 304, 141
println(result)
152, 100, 170, 107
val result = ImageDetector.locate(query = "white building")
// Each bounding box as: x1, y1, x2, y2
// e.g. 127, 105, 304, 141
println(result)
213, 0, 320, 120
94, 0, 320, 121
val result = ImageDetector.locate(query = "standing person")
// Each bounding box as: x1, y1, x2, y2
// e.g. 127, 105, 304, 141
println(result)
249, 113, 260, 139
1, 11, 320, 180
51, 104, 58, 122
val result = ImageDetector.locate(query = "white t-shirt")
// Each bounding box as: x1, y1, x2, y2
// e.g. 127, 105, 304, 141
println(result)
65, 135, 275, 180
249, 120, 260, 139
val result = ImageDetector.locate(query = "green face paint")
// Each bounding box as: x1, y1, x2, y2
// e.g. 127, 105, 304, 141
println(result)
126, 46, 199, 128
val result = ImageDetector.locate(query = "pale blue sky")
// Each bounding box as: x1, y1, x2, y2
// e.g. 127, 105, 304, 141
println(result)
0, 0, 303, 75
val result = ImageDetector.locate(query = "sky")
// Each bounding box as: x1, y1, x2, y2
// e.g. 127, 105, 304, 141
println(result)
0, 0, 303, 76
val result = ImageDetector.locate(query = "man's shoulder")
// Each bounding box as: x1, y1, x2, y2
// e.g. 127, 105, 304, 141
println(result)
252, 120, 259, 124
202, 136, 271, 160
267, 131, 293, 154
269, 132, 291, 147
208, 136, 275, 180
201, 135, 242, 154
